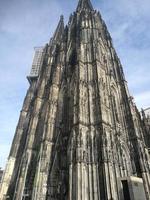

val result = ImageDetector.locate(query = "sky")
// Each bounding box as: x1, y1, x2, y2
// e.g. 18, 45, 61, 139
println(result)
0, 0, 150, 169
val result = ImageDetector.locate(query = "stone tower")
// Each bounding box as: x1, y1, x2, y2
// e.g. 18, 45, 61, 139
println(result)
1, 0, 150, 199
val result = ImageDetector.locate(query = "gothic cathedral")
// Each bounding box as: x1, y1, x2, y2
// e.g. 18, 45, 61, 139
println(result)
1, 0, 150, 199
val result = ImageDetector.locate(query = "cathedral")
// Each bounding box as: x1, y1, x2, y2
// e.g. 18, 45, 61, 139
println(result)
0, 0, 150, 199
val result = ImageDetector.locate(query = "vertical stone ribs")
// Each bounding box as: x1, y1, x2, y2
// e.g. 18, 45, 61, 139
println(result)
1, 1, 150, 200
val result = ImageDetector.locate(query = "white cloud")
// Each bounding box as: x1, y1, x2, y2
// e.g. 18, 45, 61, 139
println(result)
134, 91, 150, 109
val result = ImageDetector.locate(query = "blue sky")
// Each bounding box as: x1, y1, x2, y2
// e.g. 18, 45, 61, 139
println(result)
0, 0, 150, 168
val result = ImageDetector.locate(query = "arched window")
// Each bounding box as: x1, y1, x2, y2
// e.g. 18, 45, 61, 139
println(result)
112, 95, 119, 122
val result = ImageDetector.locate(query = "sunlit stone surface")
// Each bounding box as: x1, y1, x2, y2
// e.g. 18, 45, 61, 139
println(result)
0, 0, 150, 199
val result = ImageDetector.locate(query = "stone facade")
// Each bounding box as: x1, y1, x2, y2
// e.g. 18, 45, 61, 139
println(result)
0, 0, 150, 199
0, 169, 3, 183
141, 108, 150, 155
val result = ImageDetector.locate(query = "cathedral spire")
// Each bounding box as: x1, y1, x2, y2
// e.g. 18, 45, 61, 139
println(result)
1, 0, 150, 200
52, 15, 64, 42
76, 0, 94, 12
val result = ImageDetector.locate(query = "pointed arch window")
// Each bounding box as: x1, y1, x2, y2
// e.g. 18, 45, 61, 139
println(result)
112, 95, 119, 122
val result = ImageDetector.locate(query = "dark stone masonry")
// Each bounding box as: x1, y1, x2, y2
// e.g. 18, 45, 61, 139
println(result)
0, 0, 150, 199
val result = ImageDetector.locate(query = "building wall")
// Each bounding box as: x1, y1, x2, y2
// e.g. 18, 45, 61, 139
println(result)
0, 1, 150, 200
0, 169, 3, 183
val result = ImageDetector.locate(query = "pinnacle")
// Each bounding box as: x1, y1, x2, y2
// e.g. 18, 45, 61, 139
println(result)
60, 15, 64, 22
77, 0, 94, 12
52, 15, 64, 42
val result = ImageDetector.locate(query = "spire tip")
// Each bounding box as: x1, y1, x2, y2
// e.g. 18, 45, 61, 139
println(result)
60, 15, 64, 21
77, 0, 94, 12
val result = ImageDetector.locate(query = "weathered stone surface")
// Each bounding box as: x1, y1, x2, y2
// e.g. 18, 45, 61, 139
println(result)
0, 0, 150, 200
0, 169, 3, 184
